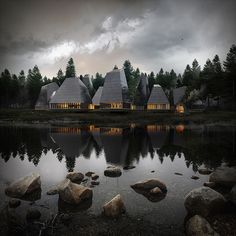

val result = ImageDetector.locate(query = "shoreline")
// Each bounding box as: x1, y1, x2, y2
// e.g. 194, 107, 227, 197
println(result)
0, 109, 236, 126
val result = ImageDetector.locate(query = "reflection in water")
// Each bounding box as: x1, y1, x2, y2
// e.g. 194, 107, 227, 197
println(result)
0, 125, 235, 171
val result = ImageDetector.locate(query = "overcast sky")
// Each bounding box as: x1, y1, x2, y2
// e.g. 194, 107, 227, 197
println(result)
0, 0, 235, 78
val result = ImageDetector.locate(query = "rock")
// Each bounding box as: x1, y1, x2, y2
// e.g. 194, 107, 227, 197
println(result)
8, 199, 21, 208
175, 172, 183, 176
103, 194, 126, 218
151, 170, 155, 173
58, 179, 93, 205
123, 166, 135, 170
5, 173, 41, 198
47, 187, 58, 195
91, 174, 99, 180
191, 176, 199, 180
26, 209, 41, 221
204, 182, 216, 188
184, 187, 226, 217
81, 178, 88, 183
131, 179, 167, 193
104, 166, 122, 177
209, 166, 236, 187
186, 215, 219, 236
91, 181, 100, 185
198, 168, 212, 175
66, 172, 84, 183
230, 184, 236, 205
85, 171, 95, 177
150, 187, 162, 195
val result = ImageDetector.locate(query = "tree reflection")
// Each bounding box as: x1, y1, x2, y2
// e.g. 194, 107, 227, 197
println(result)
0, 125, 235, 171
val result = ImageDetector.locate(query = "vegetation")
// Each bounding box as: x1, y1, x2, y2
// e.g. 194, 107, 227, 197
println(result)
0, 45, 235, 109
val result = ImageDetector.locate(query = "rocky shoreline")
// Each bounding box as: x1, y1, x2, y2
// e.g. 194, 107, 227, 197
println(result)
1, 165, 236, 235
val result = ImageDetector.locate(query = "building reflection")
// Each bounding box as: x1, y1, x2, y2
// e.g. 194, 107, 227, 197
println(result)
0, 125, 235, 171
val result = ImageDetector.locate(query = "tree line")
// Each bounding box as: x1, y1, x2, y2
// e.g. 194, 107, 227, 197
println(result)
0, 44, 235, 109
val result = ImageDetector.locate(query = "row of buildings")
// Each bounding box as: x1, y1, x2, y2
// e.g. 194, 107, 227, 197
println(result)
35, 68, 186, 112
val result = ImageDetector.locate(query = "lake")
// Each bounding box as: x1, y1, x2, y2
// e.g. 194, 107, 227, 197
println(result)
0, 124, 235, 235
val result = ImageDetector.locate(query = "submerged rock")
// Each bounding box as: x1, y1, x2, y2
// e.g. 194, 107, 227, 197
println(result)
91, 174, 99, 180
104, 166, 122, 177
186, 215, 219, 236
85, 171, 95, 177
123, 166, 135, 170
209, 166, 236, 187
191, 176, 199, 180
26, 209, 41, 221
175, 172, 183, 176
58, 179, 93, 205
184, 187, 226, 217
5, 173, 41, 199
66, 172, 84, 183
91, 181, 100, 185
103, 194, 126, 218
46, 187, 58, 195
131, 179, 167, 193
198, 168, 212, 175
8, 199, 21, 208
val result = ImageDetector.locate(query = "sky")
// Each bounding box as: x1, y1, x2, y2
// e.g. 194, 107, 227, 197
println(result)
0, 0, 235, 78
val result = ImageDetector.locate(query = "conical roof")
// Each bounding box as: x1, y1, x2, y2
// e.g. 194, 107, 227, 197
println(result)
147, 84, 169, 104
100, 69, 129, 103
50, 77, 92, 104
92, 87, 103, 105
173, 86, 187, 105
35, 82, 59, 108
134, 73, 150, 105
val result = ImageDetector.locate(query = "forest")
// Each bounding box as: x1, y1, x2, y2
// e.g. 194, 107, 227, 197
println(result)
0, 44, 235, 110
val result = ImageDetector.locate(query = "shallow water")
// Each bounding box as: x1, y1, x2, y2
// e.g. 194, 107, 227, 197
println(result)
0, 124, 235, 234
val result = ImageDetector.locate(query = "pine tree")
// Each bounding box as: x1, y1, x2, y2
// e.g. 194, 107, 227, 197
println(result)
148, 71, 155, 91
27, 66, 43, 107
57, 69, 65, 85
182, 65, 193, 87
65, 58, 76, 78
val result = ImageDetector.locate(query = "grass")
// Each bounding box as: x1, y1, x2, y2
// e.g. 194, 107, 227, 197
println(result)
0, 109, 236, 125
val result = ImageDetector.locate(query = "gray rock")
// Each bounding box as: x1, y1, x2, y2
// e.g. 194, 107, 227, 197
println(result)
91, 174, 99, 180
104, 166, 122, 177
5, 173, 41, 198
186, 215, 219, 236
184, 187, 226, 217
209, 166, 236, 187
85, 171, 95, 177
8, 199, 21, 208
123, 166, 135, 170
58, 179, 93, 205
230, 184, 236, 205
131, 179, 167, 193
26, 209, 41, 221
204, 182, 216, 188
103, 194, 126, 218
198, 168, 212, 175
175, 172, 183, 176
150, 187, 162, 194
91, 181, 100, 185
66, 172, 84, 183
46, 187, 58, 195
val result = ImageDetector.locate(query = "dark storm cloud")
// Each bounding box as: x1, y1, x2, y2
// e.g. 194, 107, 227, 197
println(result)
0, 0, 235, 77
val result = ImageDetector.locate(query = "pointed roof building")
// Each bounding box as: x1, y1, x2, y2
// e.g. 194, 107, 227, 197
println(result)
173, 86, 187, 105
35, 82, 59, 109
92, 87, 103, 105
49, 77, 92, 108
100, 69, 130, 108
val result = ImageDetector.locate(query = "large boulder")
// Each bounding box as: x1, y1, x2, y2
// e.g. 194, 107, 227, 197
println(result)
104, 166, 122, 177
209, 166, 236, 187
131, 179, 167, 193
66, 172, 84, 184
198, 168, 212, 175
58, 179, 92, 205
103, 194, 126, 218
5, 173, 41, 198
184, 187, 226, 217
186, 215, 219, 236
